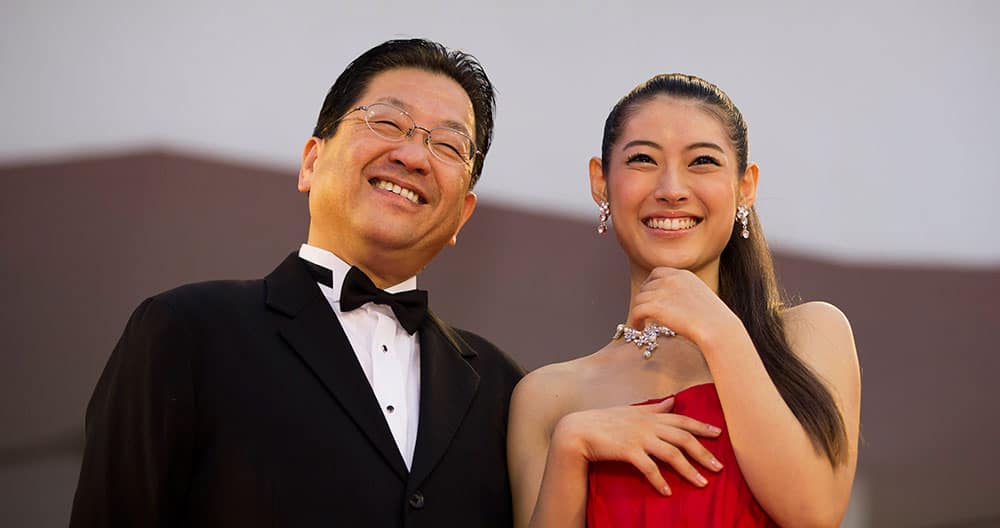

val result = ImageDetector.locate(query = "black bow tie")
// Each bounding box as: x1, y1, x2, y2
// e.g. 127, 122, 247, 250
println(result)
303, 259, 428, 334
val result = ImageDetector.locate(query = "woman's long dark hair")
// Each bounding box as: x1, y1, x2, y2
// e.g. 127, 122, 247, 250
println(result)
602, 74, 847, 466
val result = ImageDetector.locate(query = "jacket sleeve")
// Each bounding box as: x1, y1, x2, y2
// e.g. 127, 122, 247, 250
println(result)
69, 296, 197, 527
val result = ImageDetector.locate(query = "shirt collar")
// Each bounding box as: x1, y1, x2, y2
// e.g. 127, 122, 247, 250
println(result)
298, 243, 418, 301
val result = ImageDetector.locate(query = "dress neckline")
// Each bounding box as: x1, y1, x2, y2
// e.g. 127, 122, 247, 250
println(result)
632, 382, 716, 406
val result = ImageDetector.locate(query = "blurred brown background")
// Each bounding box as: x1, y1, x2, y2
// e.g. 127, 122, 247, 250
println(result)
1, 151, 997, 527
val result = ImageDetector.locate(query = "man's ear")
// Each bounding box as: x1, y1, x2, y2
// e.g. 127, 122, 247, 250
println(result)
739, 162, 760, 207
447, 191, 478, 246
589, 156, 607, 204
298, 137, 321, 193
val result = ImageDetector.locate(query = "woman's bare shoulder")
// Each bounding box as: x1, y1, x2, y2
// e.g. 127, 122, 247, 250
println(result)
782, 301, 854, 351
781, 301, 860, 394
514, 354, 598, 404
510, 352, 604, 433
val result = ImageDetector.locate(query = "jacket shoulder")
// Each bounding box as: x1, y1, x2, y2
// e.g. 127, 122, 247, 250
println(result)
452, 327, 525, 381
150, 278, 266, 314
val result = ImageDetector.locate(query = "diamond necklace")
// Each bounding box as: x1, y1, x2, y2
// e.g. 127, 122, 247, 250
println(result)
613, 323, 677, 360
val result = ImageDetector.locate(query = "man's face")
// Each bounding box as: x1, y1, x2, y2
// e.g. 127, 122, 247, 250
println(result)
298, 68, 478, 276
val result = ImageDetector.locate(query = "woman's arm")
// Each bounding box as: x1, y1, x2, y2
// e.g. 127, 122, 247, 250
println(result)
508, 367, 723, 528
508, 369, 576, 528
629, 268, 861, 527
702, 301, 860, 528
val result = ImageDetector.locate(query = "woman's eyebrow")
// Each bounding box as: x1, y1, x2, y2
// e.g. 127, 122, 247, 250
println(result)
622, 139, 663, 151
685, 141, 725, 153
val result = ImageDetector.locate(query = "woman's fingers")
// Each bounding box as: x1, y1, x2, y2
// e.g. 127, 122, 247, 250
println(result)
625, 306, 650, 330
657, 425, 724, 473
575, 403, 726, 495
659, 413, 722, 438
626, 451, 672, 496
643, 397, 675, 414
625, 406, 724, 491
626, 301, 672, 334
645, 441, 709, 489
642, 399, 724, 472
635, 426, 724, 490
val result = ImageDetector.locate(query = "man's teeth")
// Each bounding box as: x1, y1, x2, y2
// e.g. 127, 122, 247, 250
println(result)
645, 217, 699, 230
374, 179, 420, 204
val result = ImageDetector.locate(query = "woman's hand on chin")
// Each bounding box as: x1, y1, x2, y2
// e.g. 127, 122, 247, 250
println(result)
627, 267, 743, 347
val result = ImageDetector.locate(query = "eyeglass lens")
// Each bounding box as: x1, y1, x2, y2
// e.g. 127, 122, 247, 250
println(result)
363, 104, 473, 165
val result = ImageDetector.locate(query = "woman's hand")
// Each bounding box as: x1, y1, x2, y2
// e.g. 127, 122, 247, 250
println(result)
627, 267, 742, 346
551, 397, 723, 495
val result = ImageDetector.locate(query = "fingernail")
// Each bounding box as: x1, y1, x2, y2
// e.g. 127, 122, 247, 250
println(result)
696, 473, 708, 486
708, 425, 722, 434
711, 458, 723, 470
662, 486, 672, 496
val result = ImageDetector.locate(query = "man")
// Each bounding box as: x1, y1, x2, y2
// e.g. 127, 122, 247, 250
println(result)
70, 39, 524, 527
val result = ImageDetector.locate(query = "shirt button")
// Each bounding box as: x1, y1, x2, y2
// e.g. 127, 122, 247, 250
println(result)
386, 405, 395, 414
382, 344, 388, 352
409, 491, 425, 509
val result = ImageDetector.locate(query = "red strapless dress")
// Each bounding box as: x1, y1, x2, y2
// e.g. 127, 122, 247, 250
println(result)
587, 383, 778, 527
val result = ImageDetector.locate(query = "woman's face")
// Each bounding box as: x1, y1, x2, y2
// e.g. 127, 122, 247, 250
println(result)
591, 95, 757, 288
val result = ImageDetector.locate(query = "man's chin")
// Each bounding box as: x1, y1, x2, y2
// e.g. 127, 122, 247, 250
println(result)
362, 228, 444, 255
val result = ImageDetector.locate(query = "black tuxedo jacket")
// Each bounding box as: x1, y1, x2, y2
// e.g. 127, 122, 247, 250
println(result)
70, 253, 524, 527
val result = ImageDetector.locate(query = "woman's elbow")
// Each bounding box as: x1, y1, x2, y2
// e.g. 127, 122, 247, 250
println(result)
774, 501, 846, 528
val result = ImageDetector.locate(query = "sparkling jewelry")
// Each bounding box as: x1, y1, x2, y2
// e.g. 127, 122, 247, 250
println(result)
597, 200, 611, 234
613, 323, 677, 360
736, 204, 750, 239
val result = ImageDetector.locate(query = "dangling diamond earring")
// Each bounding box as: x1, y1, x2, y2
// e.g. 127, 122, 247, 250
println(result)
597, 200, 611, 235
736, 204, 750, 239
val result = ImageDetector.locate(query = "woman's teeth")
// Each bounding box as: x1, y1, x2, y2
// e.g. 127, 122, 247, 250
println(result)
645, 217, 699, 231
373, 179, 420, 204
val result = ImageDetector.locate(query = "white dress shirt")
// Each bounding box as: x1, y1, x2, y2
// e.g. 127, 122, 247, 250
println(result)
299, 244, 421, 469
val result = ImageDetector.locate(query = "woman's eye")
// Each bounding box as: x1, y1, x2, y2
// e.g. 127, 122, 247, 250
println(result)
691, 155, 720, 166
626, 153, 655, 164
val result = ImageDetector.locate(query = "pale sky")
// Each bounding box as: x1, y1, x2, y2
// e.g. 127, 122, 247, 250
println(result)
3, 0, 997, 266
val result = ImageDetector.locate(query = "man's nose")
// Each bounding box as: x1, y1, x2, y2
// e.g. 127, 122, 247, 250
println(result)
387, 129, 432, 175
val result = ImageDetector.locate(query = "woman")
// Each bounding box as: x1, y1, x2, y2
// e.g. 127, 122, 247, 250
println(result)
507, 74, 860, 527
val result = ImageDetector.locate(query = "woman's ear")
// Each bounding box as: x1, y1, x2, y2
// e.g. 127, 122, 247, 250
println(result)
589, 156, 607, 204
739, 162, 760, 207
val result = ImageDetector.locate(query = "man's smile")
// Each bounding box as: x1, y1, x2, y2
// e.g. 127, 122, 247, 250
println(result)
369, 177, 425, 204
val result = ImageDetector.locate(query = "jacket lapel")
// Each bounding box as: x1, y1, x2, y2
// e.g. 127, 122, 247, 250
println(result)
408, 312, 480, 489
265, 253, 408, 480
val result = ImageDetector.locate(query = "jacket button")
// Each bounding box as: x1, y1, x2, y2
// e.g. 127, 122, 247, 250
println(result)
409, 491, 425, 509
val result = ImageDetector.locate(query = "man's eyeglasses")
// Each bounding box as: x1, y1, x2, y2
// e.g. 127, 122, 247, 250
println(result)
336, 102, 479, 168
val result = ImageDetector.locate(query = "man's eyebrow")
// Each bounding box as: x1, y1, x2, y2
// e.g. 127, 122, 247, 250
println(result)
622, 139, 663, 151
685, 142, 725, 153
440, 119, 473, 138
376, 96, 473, 137
380, 96, 410, 109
